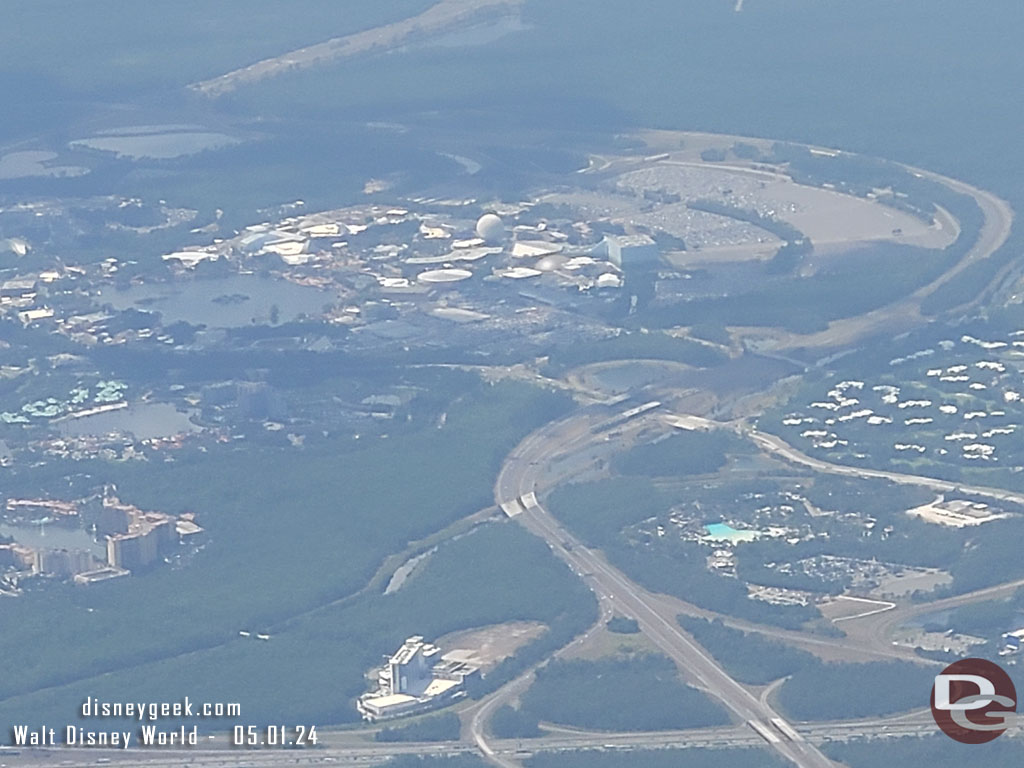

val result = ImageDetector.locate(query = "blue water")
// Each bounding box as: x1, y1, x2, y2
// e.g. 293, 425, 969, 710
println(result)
704, 523, 759, 542
0, 522, 106, 557
96, 274, 328, 328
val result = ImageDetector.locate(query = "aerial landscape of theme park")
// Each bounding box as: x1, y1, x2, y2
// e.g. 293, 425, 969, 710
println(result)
3, 2, 1024, 767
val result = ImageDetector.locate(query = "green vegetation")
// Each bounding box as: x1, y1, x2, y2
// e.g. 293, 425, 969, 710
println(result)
518, 655, 729, 731
490, 705, 542, 739
0, 379, 593, 729
639, 242, 960, 333
945, 588, 1024, 637
606, 616, 640, 634
921, 231, 1022, 315
678, 617, 816, 686
376, 713, 461, 742
949, 518, 1024, 594
526, 747, 789, 768
541, 331, 727, 376
547, 479, 821, 629
800, 477, 936, 525
778, 660, 935, 720
547, 478, 666, 548
773, 311, 1024, 497
616, 544, 821, 629
824, 736, 1024, 768
0, 521, 596, 730
614, 430, 750, 477
381, 757, 489, 768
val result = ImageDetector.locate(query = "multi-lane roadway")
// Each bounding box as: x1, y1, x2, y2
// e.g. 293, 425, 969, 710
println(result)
484, 396, 1024, 765
492, 405, 839, 768
0, 714, 944, 768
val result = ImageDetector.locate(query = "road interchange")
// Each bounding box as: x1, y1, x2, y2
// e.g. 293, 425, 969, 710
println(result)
490, 405, 841, 768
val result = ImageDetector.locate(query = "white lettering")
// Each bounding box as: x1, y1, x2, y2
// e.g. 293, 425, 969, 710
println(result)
950, 700, 1016, 731
935, 674, 996, 711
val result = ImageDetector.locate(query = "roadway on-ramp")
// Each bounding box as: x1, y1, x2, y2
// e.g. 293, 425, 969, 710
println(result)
491, 407, 839, 768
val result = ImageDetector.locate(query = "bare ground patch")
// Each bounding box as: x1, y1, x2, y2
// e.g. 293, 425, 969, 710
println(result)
436, 620, 546, 670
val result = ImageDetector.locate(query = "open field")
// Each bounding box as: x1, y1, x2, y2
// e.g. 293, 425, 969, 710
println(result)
438, 622, 547, 669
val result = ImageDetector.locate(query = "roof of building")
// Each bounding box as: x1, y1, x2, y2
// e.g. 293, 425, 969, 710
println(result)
606, 234, 656, 248
362, 694, 417, 710
422, 679, 460, 698
511, 241, 562, 258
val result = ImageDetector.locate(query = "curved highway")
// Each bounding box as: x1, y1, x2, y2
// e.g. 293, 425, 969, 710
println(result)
488, 405, 840, 768
477, 397, 1024, 765
747, 425, 1024, 506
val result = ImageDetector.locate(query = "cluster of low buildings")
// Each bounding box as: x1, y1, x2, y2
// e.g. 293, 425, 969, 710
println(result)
165, 201, 635, 303
1, 380, 127, 426
905, 497, 1008, 528
782, 332, 1024, 468
2, 194, 656, 396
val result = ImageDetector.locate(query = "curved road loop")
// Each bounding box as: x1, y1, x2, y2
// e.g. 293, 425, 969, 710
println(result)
488, 407, 839, 768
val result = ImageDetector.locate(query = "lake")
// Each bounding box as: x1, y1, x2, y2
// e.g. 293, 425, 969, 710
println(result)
69, 127, 238, 160
95, 274, 332, 328
57, 403, 199, 440
0, 522, 106, 558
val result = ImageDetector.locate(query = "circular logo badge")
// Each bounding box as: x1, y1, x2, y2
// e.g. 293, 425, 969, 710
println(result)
931, 658, 1017, 744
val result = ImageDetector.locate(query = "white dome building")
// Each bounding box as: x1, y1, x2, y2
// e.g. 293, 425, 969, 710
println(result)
475, 213, 505, 245
417, 268, 473, 284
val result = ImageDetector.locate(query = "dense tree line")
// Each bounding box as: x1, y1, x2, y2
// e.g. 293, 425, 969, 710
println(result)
613, 430, 744, 477
921, 229, 1022, 315
824, 735, 1024, 768
518, 655, 729, 732
778, 660, 935, 720
944, 587, 1024, 637
387, 756, 489, 768
540, 331, 728, 376
0, 379, 591, 729
547, 478, 667, 548
948, 517, 1024, 593
375, 713, 461, 742
606, 616, 640, 634
464, 593, 598, 701
678, 617, 816, 685
490, 705, 542, 738
637, 240, 960, 334
610, 543, 821, 629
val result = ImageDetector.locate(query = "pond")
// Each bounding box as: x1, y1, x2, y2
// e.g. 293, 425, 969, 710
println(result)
69, 125, 238, 159
0, 521, 106, 558
96, 274, 332, 328
57, 403, 199, 440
